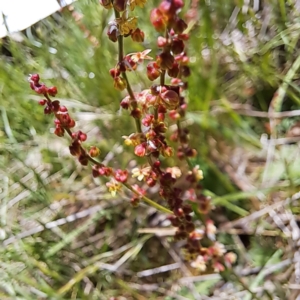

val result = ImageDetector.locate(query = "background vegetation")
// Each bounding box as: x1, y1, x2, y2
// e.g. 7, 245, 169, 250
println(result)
1, 0, 300, 299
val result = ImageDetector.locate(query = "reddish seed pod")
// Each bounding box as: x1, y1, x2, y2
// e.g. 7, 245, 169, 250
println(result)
168, 215, 180, 227
159, 0, 174, 19
160, 90, 180, 110
146, 177, 156, 187
120, 96, 130, 109
171, 39, 185, 55
156, 52, 174, 70
68, 119, 76, 128
39, 99, 47, 106
79, 132, 87, 142
131, 28, 145, 43
54, 126, 64, 137
59, 105, 68, 113
69, 141, 81, 156
113, 0, 126, 12
181, 65, 191, 77
78, 154, 89, 166
173, 17, 188, 34
173, 0, 184, 10
131, 108, 142, 119
44, 105, 52, 115
35, 84, 47, 95
167, 62, 180, 78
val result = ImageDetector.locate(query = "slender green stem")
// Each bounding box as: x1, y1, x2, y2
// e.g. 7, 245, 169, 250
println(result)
229, 268, 259, 300
114, 8, 142, 134
123, 183, 173, 214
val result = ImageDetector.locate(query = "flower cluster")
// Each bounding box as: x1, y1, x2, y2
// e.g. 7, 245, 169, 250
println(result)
29, 0, 237, 274
28, 74, 128, 185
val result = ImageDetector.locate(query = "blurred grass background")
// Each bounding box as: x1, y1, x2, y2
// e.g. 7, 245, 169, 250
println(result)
1, 0, 300, 299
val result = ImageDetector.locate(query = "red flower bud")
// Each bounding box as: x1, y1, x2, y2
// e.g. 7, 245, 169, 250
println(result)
52, 100, 60, 112
44, 106, 52, 114
147, 62, 160, 81
30, 74, 40, 83
59, 105, 68, 112
109, 68, 121, 78
54, 126, 65, 137
150, 8, 166, 32
146, 177, 156, 187
142, 114, 154, 127
120, 96, 130, 109
134, 143, 147, 157
89, 146, 100, 157
114, 169, 128, 183
47, 86, 58, 97
157, 36, 167, 48
39, 99, 47, 106
68, 119, 76, 128
79, 132, 87, 142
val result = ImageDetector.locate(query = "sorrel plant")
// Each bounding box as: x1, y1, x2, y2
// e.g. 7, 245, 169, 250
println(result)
28, 0, 237, 274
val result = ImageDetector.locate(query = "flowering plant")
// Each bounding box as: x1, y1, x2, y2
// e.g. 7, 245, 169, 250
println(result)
29, 0, 237, 275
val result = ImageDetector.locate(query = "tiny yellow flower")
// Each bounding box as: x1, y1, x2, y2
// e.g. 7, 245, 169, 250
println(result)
129, 0, 147, 11
106, 180, 122, 196
116, 11, 138, 35
191, 255, 207, 271
193, 165, 203, 181
132, 166, 151, 181
166, 166, 182, 179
